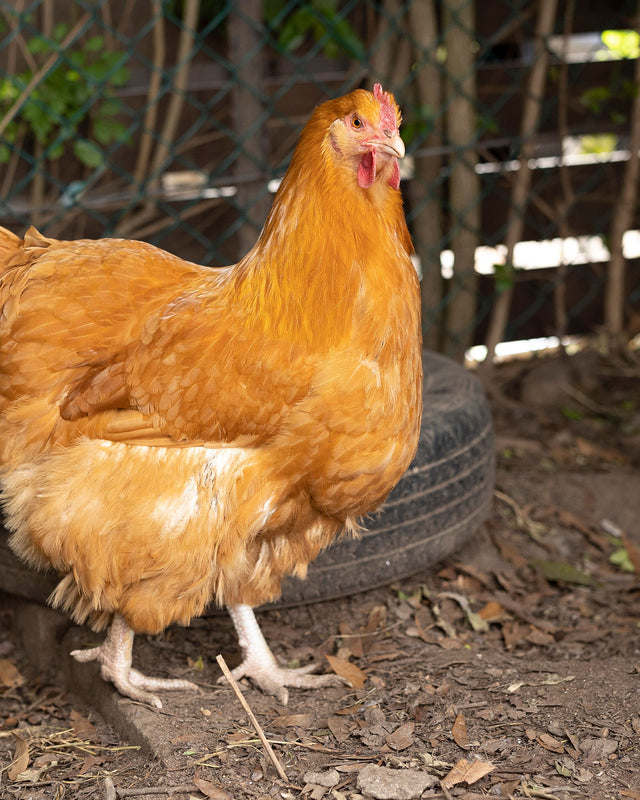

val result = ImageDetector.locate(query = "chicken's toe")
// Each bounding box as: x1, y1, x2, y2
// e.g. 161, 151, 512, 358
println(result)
70, 614, 197, 708
229, 659, 344, 704
224, 604, 346, 704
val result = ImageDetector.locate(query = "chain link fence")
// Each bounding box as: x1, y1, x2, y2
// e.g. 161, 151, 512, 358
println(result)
1, 0, 639, 361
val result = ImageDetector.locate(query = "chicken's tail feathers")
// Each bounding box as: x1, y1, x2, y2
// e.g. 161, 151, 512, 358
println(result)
0, 226, 53, 273
0, 225, 22, 260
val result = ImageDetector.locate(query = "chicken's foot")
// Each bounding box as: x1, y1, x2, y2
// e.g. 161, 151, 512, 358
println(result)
223, 604, 344, 704
71, 613, 197, 709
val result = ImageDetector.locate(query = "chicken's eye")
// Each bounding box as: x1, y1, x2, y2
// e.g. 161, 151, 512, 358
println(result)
352, 116, 363, 129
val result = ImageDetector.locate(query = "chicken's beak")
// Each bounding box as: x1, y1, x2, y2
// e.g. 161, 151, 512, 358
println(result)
368, 133, 405, 159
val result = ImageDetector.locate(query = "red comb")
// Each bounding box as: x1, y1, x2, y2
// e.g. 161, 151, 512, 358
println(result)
373, 83, 398, 131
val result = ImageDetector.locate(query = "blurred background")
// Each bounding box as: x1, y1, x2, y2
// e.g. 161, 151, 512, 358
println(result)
1, 0, 639, 364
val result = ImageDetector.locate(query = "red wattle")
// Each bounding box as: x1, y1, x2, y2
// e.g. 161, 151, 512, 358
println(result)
358, 150, 376, 188
388, 160, 400, 190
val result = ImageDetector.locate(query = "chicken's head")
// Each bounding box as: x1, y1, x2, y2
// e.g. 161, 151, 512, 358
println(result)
327, 83, 405, 190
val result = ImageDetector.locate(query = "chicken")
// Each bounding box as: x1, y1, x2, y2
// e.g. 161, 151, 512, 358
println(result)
0, 84, 422, 707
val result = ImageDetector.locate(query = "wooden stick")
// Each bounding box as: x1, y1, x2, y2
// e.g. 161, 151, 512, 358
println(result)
216, 654, 289, 783
116, 786, 198, 797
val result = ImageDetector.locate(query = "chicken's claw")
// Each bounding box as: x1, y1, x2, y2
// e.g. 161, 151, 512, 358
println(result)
71, 614, 197, 709
221, 655, 344, 705
224, 604, 346, 704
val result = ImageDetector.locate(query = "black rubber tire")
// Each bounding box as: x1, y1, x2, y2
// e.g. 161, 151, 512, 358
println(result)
0, 351, 494, 608
277, 350, 495, 605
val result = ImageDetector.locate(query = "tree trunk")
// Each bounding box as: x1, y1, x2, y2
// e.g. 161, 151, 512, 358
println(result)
116, 0, 200, 237
369, 0, 411, 90
604, 8, 640, 351
406, 0, 443, 352
442, 0, 480, 362
483, 0, 558, 364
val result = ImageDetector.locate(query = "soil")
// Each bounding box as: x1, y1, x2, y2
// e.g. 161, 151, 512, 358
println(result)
1, 349, 639, 800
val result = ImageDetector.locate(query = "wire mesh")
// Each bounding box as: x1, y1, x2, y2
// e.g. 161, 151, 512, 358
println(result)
1, 0, 639, 359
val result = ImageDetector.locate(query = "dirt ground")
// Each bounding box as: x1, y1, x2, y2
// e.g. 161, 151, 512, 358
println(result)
0, 349, 639, 800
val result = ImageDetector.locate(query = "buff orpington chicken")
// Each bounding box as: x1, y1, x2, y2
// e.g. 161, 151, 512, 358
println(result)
0, 84, 422, 707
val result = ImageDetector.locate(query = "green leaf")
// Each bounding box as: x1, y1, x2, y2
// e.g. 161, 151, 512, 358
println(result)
560, 406, 584, 421
270, 0, 363, 59
578, 133, 617, 155
493, 262, 517, 293
73, 139, 104, 167
27, 34, 52, 56
109, 66, 130, 87
48, 142, 65, 160
84, 36, 104, 53
580, 86, 612, 114
53, 22, 70, 42
0, 77, 20, 103
609, 548, 635, 573
23, 102, 54, 142
93, 116, 127, 145
98, 99, 122, 118
601, 29, 640, 60
534, 559, 593, 586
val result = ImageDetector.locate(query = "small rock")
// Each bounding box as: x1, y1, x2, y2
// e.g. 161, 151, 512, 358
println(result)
302, 768, 340, 788
357, 764, 437, 800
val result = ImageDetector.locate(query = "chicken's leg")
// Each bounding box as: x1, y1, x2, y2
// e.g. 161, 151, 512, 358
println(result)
224, 604, 343, 704
71, 614, 197, 708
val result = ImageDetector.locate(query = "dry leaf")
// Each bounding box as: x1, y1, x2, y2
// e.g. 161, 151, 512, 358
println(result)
0, 659, 25, 689
70, 709, 97, 740
193, 777, 233, 800
622, 533, 640, 573
439, 592, 488, 632
77, 755, 102, 775
385, 722, 415, 751
502, 620, 524, 650
580, 737, 618, 761
413, 607, 434, 642
8, 733, 30, 781
327, 715, 352, 743
526, 627, 555, 646
538, 732, 565, 753
339, 622, 364, 658
574, 436, 628, 464
452, 712, 469, 749
477, 601, 505, 622
325, 655, 366, 689
441, 757, 494, 789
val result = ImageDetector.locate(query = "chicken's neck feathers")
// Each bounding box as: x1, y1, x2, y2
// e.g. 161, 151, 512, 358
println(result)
229, 135, 415, 353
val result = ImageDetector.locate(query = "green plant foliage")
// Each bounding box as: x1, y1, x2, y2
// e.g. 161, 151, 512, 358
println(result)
0, 25, 129, 166
559, 406, 584, 421
579, 85, 613, 115
533, 559, 593, 586
601, 29, 640, 60
401, 104, 438, 145
578, 133, 618, 155
493, 261, 518, 294
266, 0, 364, 59
609, 547, 635, 573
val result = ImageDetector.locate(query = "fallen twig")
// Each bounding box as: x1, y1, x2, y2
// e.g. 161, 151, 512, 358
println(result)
115, 785, 198, 797
216, 654, 289, 783
495, 489, 548, 544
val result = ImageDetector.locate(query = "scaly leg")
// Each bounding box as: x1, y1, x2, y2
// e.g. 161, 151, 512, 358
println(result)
71, 614, 197, 709
223, 604, 344, 704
